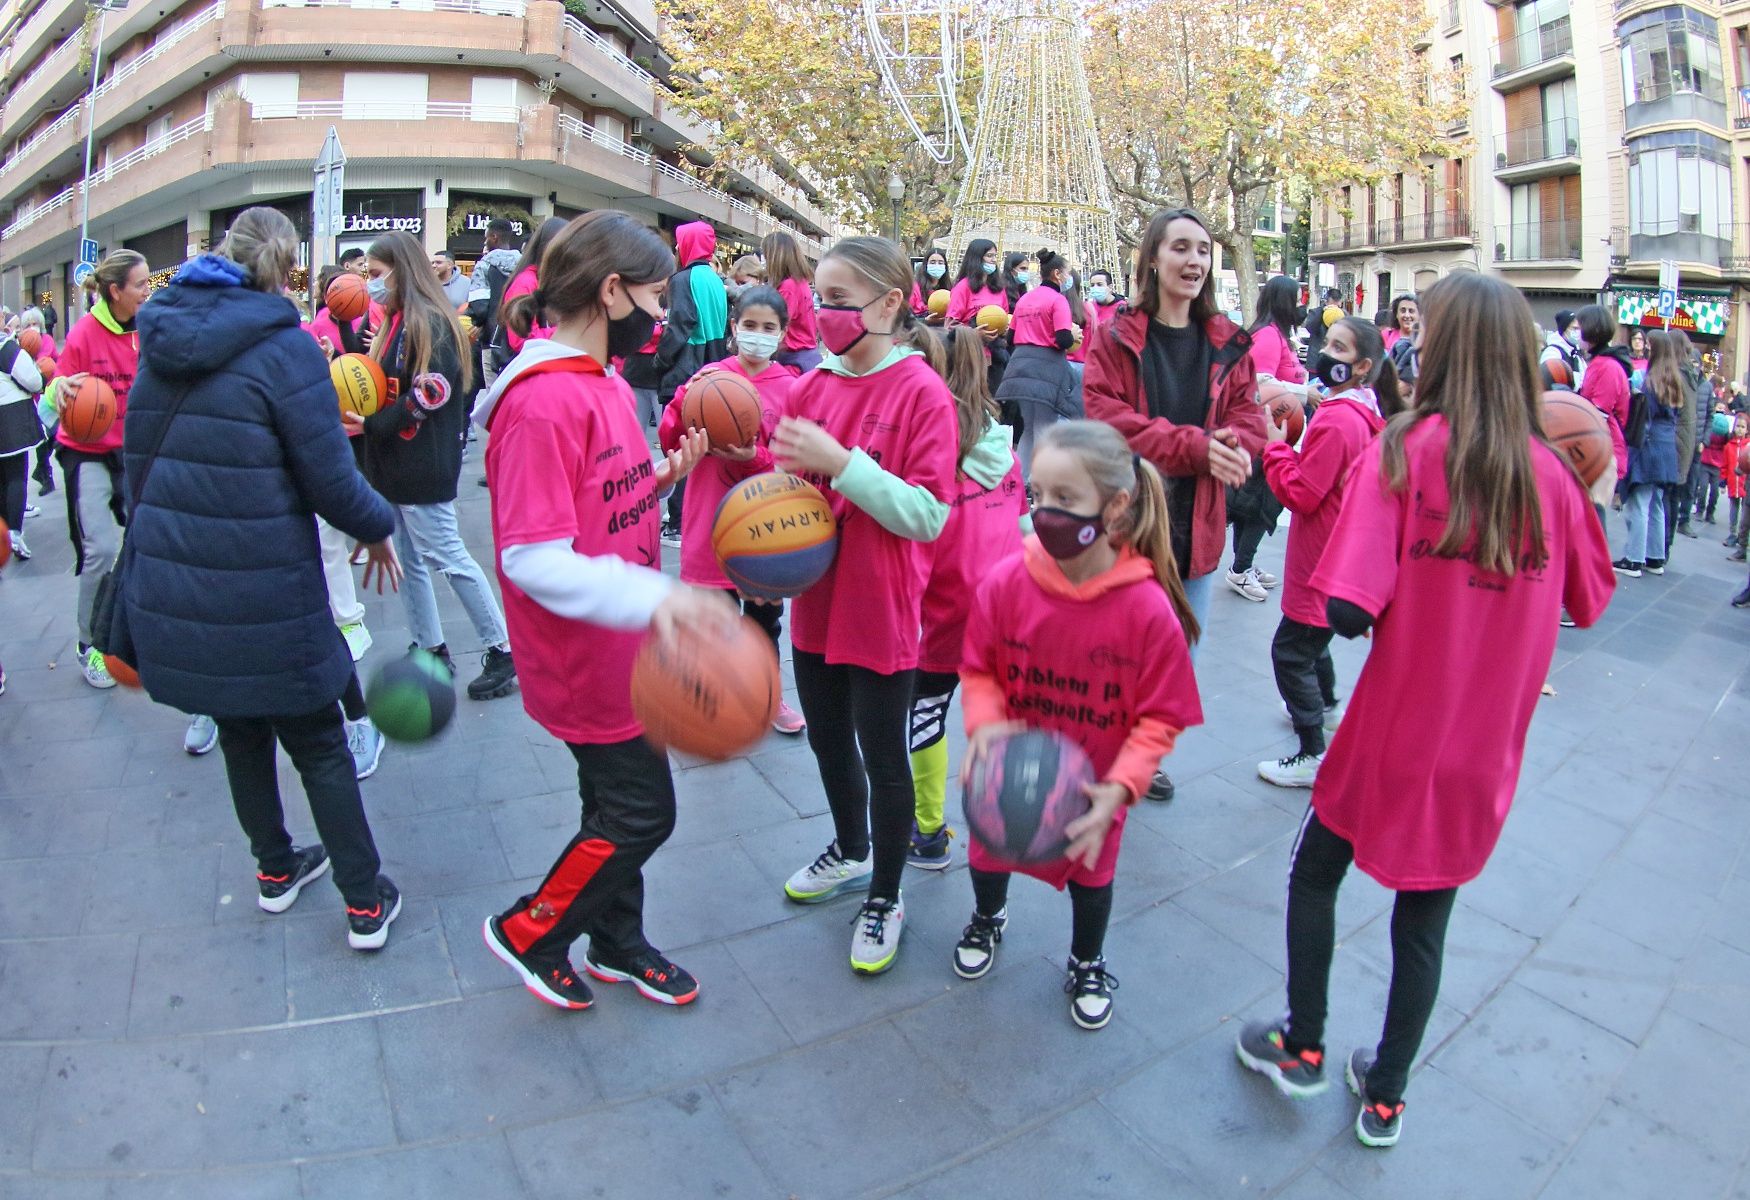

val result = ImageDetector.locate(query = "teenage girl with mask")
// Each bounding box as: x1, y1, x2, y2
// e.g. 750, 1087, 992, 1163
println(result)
771, 236, 959, 976
946, 239, 1007, 332
913, 247, 950, 322
657, 285, 806, 734
953, 419, 1202, 1029
475, 211, 727, 1011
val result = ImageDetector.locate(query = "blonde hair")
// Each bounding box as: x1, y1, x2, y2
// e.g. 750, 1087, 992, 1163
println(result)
219, 207, 297, 294
1037, 420, 1200, 644
818, 236, 937, 359
731, 254, 765, 282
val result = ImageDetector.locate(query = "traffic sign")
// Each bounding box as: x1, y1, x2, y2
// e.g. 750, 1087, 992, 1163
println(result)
79, 237, 99, 267
72, 262, 95, 287
1658, 259, 1679, 294
311, 126, 347, 240
1658, 288, 1678, 320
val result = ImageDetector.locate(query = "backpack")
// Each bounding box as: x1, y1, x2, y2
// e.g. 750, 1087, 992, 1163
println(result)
467, 255, 517, 366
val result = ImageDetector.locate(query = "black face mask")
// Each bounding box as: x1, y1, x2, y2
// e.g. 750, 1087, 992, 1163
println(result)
606, 301, 658, 360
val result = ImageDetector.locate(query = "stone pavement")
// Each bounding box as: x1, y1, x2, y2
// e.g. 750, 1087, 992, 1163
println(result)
2, 454, 1749, 1200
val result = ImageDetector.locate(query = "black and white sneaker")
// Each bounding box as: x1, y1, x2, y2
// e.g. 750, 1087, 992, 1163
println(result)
952, 908, 1007, 979
1644, 558, 1666, 575
584, 946, 699, 1005
1346, 1048, 1405, 1148
483, 915, 593, 1009
1145, 770, 1174, 803
1065, 957, 1119, 1030
1235, 1020, 1330, 1098
1612, 558, 1644, 578
345, 876, 401, 951
468, 646, 517, 700
256, 845, 330, 913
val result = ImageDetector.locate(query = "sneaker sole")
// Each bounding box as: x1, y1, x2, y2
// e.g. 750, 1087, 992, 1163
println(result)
1070, 1004, 1113, 1030
467, 678, 519, 701
1345, 1055, 1401, 1148
583, 958, 699, 1005
1224, 578, 1268, 602
84, 674, 117, 690
347, 893, 401, 951
257, 854, 332, 914
952, 952, 996, 980
354, 736, 384, 781
784, 873, 872, 904
481, 917, 592, 1009
851, 945, 900, 975
906, 852, 952, 871
1257, 769, 1317, 789
1235, 1037, 1331, 1099
185, 733, 218, 756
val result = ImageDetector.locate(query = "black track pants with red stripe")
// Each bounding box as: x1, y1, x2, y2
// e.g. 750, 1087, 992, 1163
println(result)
497, 736, 677, 962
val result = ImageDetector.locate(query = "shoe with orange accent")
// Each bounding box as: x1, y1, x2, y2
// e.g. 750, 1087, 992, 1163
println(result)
1235, 1020, 1330, 1099
584, 946, 699, 1005
345, 876, 401, 951
483, 914, 593, 1010
1346, 1049, 1404, 1147
256, 845, 330, 914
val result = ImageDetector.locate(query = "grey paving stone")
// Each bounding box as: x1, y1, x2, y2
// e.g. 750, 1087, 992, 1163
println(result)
1101, 816, 1221, 918
1612, 1011, 1750, 1160
1099, 900, 1282, 1053
1138, 771, 1303, 871
1495, 792, 1627, 879
0, 1176, 108, 1200
33, 1040, 208, 1171
712, 1022, 996, 1197
1648, 771, 1750, 840
0, 855, 97, 937
509, 1088, 776, 1199
891, 1101, 1192, 1199
1171, 840, 1391, 960
371, 807, 512, 898
1706, 876, 1750, 957
0, 1045, 49, 1170
1268, 1170, 1365, 1200
1457, 840, 1587, 940
1432, 983, 1634, 1143
282, 899, 459, 1022
106, 1165, 303, 1199
1344, 901, 1535, 1018
486, 789, 589, 880
81, 844, 222, 935
0, 794, 113, 859
376, 987, 599, 1142
639, 836, 796, 951
301, 1134, 523, 1200
1568, 857, 1716, 961
0, 934, 137, 1040
1535, 750, 1657, 826
667, 757, 802, 849
1516, 916, 1675, 1045
126, 922, 286, 1038
1665, 936, 1750, 1049
1618, 812, 1743, 894
746, 737, 832, 818
1538, 1099, 1739, 1200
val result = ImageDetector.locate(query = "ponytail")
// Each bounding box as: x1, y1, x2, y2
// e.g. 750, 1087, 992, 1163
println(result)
1123, 458, 1200, 645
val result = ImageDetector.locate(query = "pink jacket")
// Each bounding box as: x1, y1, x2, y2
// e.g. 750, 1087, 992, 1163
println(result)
1247, 324, 1306, 384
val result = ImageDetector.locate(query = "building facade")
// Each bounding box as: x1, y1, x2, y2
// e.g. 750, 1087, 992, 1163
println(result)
0, 0, 840, 320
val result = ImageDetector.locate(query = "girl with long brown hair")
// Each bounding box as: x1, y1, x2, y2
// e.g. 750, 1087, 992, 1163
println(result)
1236, 273, 1615, 1148
761, 230, 819, 373
1614, 329, 1685, 576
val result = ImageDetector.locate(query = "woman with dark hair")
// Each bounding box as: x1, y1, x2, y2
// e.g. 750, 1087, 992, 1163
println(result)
996, 246, 1080, 471
1226, 274, 1305, 602
1382, 295, 1417, 352
1576, 303, 1631, 524
1614, 330, 1683, 577
1084, 207, 1264, 802
946, 238, 1005, 327
358, 230, 516, 700
761, 231, 819, 372
913, 246, 950, 320
999, 251, 1031, 310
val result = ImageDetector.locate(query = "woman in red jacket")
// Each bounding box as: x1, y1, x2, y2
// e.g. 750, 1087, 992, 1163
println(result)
1084, 208, 1263, 801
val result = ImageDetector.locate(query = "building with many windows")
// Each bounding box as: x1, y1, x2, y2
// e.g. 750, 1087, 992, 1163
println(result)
0, 0, 841, 321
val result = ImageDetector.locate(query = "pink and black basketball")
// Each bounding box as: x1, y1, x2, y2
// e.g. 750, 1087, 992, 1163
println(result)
963, 728, 1095, 864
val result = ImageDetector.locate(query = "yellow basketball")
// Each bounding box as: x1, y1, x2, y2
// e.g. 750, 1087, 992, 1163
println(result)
975, 304, 1010, 335
927, 289, 951, 316
331, 353, 387, 418
1321, 305, 1344, 329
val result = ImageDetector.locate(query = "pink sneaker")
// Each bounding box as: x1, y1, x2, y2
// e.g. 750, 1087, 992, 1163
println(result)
773, 700, 806, 734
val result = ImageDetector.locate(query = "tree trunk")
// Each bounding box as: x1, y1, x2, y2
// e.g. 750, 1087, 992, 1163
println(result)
1231, 226, 1259, 326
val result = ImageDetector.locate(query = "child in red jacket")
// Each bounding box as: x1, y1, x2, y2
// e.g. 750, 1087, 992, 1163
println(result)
1724, 413, 1750, 548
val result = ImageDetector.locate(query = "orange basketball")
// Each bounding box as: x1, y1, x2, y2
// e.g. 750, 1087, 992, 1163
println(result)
36, 356, 56, 385
712, 472, 838, 599
927, 289, 951, 316
1541, 391, 1612, 487
331, 353, 387, 418
1260, 378, 1306, 445
17, 328, 42, 356
680, 370, 762, 449
630, 615, 780, 759
103, 655, 142, 688
63, 375, 117, 444
326, 273, 369, 322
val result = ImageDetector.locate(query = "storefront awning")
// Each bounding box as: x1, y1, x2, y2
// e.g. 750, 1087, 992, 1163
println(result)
1612, 287, 1730, 336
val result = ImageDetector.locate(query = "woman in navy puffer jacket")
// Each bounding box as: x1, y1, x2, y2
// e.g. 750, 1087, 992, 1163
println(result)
124, 207, 407, 951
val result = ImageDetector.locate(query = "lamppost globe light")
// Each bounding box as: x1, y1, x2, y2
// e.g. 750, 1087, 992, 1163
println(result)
887, 172, 905, 203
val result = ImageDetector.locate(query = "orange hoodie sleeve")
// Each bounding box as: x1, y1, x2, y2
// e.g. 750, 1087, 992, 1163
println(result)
1107, 718, 1181, 804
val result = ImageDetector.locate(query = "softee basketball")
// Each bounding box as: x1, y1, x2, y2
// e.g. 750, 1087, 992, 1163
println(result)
62, 375, 117, 444
332, 353, 387, 418
927, 289, 951, 316
963, 728, 1095, 865
630, 616, 780, 760
326, 272, 370, 322
975, 304, 1010, 335
365, 649, 457, 742
712, 472, 838, 600
680, 370, 762, 449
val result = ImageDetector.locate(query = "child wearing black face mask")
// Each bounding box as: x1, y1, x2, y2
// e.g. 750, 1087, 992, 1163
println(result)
1258, 317, 1401, 790
955, 418, 1202, 1030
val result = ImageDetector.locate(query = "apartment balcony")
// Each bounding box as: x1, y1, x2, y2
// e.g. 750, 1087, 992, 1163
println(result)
1375, 208, 1472, 249
1493, 118, 1581, 182
1723, 225, 1750, 277
0, 32, 83, 143
1441, 0, 1460, 30
1492, 220, 1583, 267
1735, 86, 1750, 132
1308, 224, 1376, 257
1622, 85, 1729, 134
1490, 18, 1574, 90
1626, 220, 1733, 274
5, 0, 84, 87
0, 104, 86, 206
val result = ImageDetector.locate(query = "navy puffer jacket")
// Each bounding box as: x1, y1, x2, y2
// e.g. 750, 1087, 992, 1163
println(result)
124, 255, 394, 718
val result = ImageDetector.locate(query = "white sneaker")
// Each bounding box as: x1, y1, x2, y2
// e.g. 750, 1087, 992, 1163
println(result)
783, 840, 873, 903
1322, 700, 1345, 734
850, 893, 905, 974
184, 714, 219, 756
1258, 752, 1322, 788
1225, 568, 1268, 602
21, 504, 38, 519
8, 531, 29, 561
1253, 567, 1280, 589
82, 647, 117, 690
346, 716, 385, 780
340, 622, 372, 662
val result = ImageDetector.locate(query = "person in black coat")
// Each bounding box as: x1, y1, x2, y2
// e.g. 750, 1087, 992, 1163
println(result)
125, 207, 405, 950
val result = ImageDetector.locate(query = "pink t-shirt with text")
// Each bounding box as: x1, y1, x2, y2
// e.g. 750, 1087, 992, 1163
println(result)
1308, 417, 1616, 889
919, 454, 1027, 674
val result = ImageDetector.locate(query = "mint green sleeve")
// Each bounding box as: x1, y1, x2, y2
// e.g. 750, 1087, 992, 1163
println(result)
961, 419, 1014, 489
832, 448, 950, 541
1018, 510, 1034, 537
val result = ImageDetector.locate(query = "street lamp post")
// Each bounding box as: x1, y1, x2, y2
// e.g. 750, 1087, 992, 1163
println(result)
887, 170, 905, 245
78, 0, 129, 276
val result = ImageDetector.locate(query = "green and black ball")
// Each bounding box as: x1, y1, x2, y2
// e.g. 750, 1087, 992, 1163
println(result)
365, 649, 456, 742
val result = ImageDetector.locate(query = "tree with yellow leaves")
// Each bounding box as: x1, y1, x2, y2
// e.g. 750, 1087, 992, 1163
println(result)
1084, 0, 1467, 319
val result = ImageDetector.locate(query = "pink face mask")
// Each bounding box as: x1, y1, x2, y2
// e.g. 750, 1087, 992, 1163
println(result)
817, 299, 877, 355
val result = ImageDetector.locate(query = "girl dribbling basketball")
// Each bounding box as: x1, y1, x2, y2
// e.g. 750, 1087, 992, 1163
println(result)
474, 211, 727, 1011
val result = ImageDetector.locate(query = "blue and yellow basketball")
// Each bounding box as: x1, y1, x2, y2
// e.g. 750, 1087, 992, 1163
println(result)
711, 472, 838, 600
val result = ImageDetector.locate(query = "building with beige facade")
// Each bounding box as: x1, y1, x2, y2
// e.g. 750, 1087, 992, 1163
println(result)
0, 0, 840, 322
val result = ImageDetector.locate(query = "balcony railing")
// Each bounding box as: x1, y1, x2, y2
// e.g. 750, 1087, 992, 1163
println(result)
91, 2, 227, 103
4, 32, 80, 114
1736, 86, 1750, 131
0, 104, 83, 181
261, 0, 525, 11
251, 99, 523, 123
1491, 17, 1573, 78
89, 111, 211, 187
561, 13, 656, 86
1494, 220, 1583, 263
1442, 0, 1460, 29
1309, 224, 1372, 253
1375, 209, 1472, 245
3, 185, 75, 239
1495, 117, 1580, 170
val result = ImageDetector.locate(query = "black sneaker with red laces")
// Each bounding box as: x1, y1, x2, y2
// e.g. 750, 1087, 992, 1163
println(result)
1235, 1020, 1331, 1099
256, 845, 330, 914
1346, 1048, 1405, 1148
584, 945, 699, 1005
482, 914, 593, 1010
345, 875, 401, 951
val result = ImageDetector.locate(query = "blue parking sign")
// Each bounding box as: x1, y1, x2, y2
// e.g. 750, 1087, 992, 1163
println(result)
80, 238, 99, 267
1658, 288, 1677, 320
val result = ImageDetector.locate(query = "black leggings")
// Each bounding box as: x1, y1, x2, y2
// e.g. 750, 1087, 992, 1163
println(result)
1285, 809, 1457, 1105
1272, 617, 1338, 756
972, 867, 1113, 963
1231, 518, 1269, 574
0, 452, 26, 530
792, 649, 915, 900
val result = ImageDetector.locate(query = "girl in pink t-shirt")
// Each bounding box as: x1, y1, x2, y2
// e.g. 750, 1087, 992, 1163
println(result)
1236, 274, 1615, 1149
767, 236, 959, 976
659, 285, 805, 734
955, 419, 1202, 1030
476, 211, 729, 1014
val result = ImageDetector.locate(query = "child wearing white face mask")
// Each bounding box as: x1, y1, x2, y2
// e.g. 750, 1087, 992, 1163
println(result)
656, 286, 807, 734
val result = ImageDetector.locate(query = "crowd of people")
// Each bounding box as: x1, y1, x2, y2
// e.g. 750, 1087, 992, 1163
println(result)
1, 198, 1737, 1152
